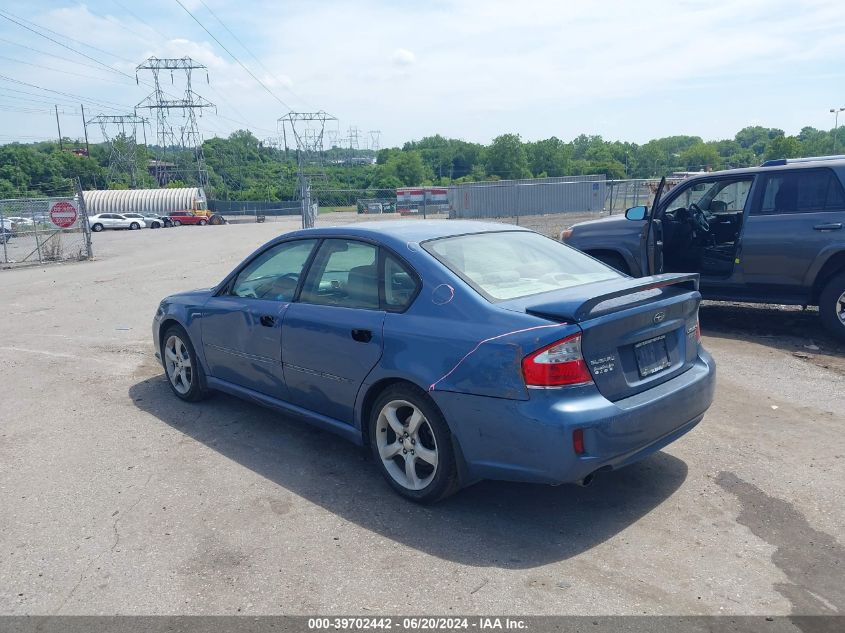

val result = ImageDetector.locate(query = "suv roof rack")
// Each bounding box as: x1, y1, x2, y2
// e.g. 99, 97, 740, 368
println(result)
761, 155, 845, 167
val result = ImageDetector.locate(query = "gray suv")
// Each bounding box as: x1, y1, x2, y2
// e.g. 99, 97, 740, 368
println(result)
563, 156, 845, 339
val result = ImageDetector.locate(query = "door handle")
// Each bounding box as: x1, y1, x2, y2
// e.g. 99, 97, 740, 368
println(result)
813, 223, 842, 231
351, 328, 373, 343
259, 315, 277, 327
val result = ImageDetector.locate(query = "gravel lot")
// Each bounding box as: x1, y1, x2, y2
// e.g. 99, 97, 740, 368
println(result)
0, 214, 843, 616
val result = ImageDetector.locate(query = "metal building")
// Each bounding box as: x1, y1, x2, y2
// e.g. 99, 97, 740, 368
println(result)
82, 188, 206, 216
448, 175, 605, 219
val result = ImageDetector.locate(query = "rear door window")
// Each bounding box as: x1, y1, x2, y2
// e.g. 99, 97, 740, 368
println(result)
300, 239, 381, 309
753, 169, 845, 215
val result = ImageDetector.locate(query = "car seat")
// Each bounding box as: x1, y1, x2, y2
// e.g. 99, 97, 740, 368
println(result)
346, 265, 379, 308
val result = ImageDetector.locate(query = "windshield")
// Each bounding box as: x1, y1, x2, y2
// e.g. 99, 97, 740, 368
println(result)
423, 231, 619, 301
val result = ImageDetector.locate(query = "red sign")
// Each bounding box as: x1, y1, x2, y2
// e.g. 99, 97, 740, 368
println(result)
50, 201, 78, 228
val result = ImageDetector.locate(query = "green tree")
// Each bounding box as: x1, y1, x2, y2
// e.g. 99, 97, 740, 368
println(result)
679, 143, 722, 171
764, 135, 803, 160
525, 137, 571, 177
486, 133, 530, 179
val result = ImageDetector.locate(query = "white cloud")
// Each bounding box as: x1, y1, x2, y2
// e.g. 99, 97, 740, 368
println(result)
3, 0, 845, 145
391, 48, 416, 67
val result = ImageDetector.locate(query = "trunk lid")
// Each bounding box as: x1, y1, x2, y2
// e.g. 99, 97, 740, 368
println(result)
503, 274, 701, 401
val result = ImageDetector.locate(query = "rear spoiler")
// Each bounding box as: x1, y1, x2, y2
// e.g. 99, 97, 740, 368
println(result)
525, 273, 700, 322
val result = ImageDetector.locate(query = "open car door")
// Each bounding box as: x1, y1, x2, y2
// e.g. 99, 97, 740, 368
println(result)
639, 176, 666, 276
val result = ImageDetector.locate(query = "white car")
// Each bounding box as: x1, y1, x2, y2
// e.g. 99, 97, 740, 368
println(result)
5, 216, 34, 227
88, 214, 146, 232
121, 213, 166, 229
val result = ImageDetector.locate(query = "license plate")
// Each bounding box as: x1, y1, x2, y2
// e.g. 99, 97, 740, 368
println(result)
634, 335, 671, 378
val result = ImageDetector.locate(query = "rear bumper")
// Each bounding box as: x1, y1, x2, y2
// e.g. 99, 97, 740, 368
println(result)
432, 350, 715, 485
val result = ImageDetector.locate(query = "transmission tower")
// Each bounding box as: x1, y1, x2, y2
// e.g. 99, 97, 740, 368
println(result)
347, 126, 361, 164
89, 114, 148, 188
326, 129, 340, 149
368, 130, 381, 153
278, 111, 337, 228
135, 57, 216, 190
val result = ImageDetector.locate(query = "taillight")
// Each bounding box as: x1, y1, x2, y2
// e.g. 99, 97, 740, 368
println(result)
572, 428, 585, 455
695, 317, 702, 344
522, 333, 593, 387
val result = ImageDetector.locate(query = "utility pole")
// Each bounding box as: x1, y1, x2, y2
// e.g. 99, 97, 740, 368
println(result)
80, 104, 90, 157
830, 107, 845, 154
55, 105, 63, 151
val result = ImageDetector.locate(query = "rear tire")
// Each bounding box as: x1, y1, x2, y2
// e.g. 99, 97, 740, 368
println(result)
819, 271, 845, 341
130, 222, 140, 230
161, 325, 210, 402
198, 219, 208, 226
592, 251, 630, 275
92, 223, 103, 232
151, 222, 160, 229
173, 220, 182, 227
369, 384, 460, 504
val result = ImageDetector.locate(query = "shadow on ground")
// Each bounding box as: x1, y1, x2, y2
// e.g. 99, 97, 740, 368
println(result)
129, 375, 688, 569
700, 301, 845, 374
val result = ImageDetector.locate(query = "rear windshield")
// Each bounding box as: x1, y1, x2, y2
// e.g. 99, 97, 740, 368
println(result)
423, 231, 619, 301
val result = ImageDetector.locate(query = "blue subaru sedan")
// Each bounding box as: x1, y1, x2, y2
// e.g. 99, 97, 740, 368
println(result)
153, 221, 715, 502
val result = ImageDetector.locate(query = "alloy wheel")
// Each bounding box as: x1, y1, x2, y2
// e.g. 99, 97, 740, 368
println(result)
164, 335, 193, 395
837, 290, 845, 325
375, 399, 438, 491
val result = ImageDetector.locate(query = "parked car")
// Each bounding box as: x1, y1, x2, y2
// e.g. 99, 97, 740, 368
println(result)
121, 213, 168, 229
563, 155, 845, 340
151, 214, 174, 228
6, 216, 34, 228
88, 213, 146, 231
169, 211, 208, 226
0, 218, 13, 242
153, 221, 715, 502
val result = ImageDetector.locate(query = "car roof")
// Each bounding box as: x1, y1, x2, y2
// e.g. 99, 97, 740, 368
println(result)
687, 156, 845, 180
283, 220, 531, 246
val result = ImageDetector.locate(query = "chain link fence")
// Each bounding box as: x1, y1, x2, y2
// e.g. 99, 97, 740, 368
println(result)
206, 179, 669, 237
0, 191, 93, 269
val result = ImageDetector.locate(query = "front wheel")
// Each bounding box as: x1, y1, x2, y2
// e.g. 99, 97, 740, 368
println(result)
162, 325, 210, 402
369, 384, 459, 503
198, 219, 208, 226
151, 222, 160, 229
819, 272, 845, 341
172, 220, 182, 227
129, 222, 140, 230
92, 223, 104, 232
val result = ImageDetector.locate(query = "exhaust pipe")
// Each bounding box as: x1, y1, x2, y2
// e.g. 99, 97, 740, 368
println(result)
576, 473, 595, 487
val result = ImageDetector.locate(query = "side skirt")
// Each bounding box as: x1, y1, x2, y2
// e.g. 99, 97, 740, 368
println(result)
206, 376, 364, 446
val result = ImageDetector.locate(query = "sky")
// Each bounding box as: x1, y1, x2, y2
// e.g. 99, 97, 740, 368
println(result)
1, 0, 845, 148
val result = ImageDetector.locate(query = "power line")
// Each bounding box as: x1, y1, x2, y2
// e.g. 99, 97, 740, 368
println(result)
0, 37, 128, 76
0, 75, 129, 112
0, 8, 136, 64
172, 0, 293, 110
109, 0, 170, 41
0, 11, 138, 83
0, 55, 138, 88
196, 0, 313, 109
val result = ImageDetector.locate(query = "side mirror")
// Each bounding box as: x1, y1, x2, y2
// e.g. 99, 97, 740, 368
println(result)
625, 205, 648, 221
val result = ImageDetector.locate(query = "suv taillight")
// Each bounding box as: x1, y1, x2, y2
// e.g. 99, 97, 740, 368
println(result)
522, 333, 593, 387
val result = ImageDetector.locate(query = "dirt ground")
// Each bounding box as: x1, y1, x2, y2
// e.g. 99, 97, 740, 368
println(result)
0, 214, 843, 617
